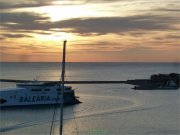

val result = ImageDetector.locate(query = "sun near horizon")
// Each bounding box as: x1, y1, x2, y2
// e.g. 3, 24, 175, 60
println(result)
0, 0, 179, 63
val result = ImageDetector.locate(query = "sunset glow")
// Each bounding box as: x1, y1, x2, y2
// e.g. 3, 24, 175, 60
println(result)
0, 0, 179, 62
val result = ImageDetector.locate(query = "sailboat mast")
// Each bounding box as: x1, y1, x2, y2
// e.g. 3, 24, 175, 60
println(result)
60, 40, 66, 135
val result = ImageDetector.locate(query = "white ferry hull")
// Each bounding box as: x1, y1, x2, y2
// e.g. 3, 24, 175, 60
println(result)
0, 84, 79, 107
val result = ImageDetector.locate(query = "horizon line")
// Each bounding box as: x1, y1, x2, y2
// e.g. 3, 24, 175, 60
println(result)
0, 61, 179, 63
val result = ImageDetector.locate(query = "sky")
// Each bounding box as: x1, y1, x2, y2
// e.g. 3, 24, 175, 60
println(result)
0, 0, 179, 62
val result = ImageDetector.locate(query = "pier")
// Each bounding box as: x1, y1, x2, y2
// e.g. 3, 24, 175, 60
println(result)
0, 79, 126, 84
1, 73, 179, 90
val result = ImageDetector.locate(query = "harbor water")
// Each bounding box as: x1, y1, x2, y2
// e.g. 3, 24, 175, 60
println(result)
0, 62, 179, 135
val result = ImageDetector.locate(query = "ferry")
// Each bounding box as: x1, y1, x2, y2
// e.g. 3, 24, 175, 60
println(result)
0, 41, 80, 107
0, 82, 79, 107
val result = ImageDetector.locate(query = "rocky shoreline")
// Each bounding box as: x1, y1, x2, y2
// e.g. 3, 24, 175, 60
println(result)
127, 73, 180, 90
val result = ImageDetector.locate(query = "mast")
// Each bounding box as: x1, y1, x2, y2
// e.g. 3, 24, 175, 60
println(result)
59, 40, 66, 135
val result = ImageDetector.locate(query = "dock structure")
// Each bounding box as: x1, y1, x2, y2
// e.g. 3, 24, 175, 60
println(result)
1, 75, 179, 90
0, 79, 127, 84
64, 81, 127, 84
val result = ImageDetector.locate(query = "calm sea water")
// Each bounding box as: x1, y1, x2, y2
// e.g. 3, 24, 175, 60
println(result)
0, 62, 179, 135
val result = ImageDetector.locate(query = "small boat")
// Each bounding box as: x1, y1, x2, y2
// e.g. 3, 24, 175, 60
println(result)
0, 41, 80, 107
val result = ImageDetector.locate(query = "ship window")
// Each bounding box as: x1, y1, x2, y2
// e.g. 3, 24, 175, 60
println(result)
66, 86, 72, 90
45, 89, 50, 91
14, 95, 16, 99
0, 99, 7, 104
32, 89, 41, 91
57, 88, 62, 91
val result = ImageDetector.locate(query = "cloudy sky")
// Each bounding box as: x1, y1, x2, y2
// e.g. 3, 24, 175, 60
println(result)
0, 0, 179, 62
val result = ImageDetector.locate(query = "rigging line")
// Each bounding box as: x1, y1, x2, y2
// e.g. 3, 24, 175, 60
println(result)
65, 43, 78, 134
49, 91, 60, 135
50, 77, 63, 135
72, 105, 79, 135
65, 51, 71, 85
